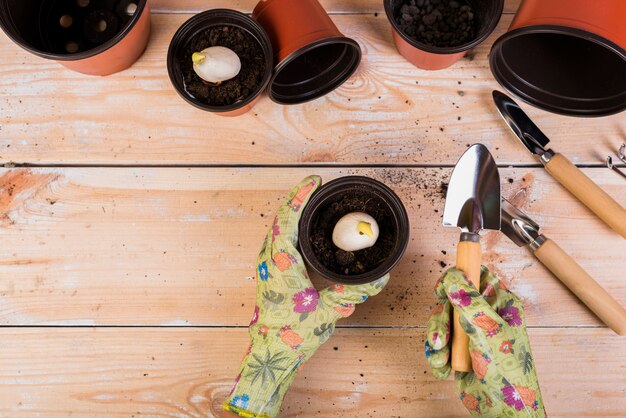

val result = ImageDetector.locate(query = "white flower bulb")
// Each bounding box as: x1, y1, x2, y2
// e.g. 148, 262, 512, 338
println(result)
192, 46, 241, 84
332, 212, 379, 252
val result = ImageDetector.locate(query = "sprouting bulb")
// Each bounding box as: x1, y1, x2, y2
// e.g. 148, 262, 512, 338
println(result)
332, 212, 379, 252
192, 46, 241, 84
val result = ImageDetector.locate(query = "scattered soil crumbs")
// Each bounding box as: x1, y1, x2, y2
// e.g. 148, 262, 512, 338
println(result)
182, 26, 266, 107
395, 0, 477, 48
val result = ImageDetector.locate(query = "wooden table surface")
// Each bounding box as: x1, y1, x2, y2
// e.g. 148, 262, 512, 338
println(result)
1, 1, 625, 416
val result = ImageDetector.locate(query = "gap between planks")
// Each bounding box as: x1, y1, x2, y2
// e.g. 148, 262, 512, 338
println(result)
4, 14, 624, 166
0, 327, 623, 417
2, 163, 621, 169
0, 325, 612, 329
1, 167, 623, 328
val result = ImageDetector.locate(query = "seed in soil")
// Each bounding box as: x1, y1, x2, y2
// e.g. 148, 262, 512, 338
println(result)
182, 26, 266, 107
395, 0, 477, 48
310, 191, 395, 276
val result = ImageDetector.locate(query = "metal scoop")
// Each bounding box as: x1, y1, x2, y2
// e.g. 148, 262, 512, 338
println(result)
502, 199, 626, 335
443, 144, 501, 371
606, 144, 626, 180
493, 90, 626, 239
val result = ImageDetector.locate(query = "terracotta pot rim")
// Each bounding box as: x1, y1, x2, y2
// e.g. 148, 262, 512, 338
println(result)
298, 176, 410, 285
491, 24, 626, 117
268, 36, 361, 104
166, 9, 273, 114
0, 0, 148, 61
383, 0, 503, 55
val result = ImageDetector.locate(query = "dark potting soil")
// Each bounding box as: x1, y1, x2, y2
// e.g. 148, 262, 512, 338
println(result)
182, 26, 266, 107
310, 191, 395, 276
395, 0, 477, 48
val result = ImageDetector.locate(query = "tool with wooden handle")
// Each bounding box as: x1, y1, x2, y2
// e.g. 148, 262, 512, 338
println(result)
443, 144, 502, 371
453, 239, 482, 369
545, 154, 626, 237
502, 199, 626, 335
493, 90, 626, 239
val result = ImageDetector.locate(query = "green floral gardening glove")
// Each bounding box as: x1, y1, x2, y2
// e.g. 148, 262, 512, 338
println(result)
425, 267, 546, 418
223, 176, 390, 418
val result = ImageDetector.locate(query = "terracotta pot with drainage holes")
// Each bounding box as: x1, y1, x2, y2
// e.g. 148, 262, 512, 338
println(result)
0, 0, 151, 76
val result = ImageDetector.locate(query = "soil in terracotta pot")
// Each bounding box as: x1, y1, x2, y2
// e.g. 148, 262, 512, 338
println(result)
182, 26, 266, 107
310, 190, 395, 276
395, 0, 477, 48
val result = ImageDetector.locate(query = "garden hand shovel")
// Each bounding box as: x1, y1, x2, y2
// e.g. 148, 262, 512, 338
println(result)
502, 199, 626, 336
493, 90, 626, 239
443, 144, 501, 372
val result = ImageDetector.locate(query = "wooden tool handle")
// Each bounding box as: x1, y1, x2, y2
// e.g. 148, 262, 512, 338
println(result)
451, 240, 482, 372
535, 239, 626, 336
545, 153, 626, 239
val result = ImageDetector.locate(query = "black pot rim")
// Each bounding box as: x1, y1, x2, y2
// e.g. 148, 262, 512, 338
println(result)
383, 0, 504, 55
490, 24, 626, 117
268, 36, 362, 105
0, 0, 148, 61
298, 176, 410, 285
166, 8, 274, 113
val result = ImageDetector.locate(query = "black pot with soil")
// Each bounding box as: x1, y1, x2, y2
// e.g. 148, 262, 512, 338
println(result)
384, 0, 503, 70
167, 9, 273, 116
299, 176, 410, 284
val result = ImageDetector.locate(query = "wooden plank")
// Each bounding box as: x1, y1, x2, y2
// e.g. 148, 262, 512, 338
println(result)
150, 0, 522, 14
1, 14, 623, 166
0, 328, 623, 417
1, 167, 623, 327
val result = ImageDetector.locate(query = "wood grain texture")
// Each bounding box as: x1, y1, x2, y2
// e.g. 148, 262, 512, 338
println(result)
1, 14, 624, 165
0, 328, 623, 417
149, 0, 522, 14
1, 1, 623, 416
1, 167, 623, 327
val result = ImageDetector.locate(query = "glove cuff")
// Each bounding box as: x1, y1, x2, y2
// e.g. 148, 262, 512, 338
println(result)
224, 342, 304, 418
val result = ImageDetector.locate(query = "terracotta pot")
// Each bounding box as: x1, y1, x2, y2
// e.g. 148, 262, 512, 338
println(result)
167, 9, 273, 117
252, 0, 361, 104
0, 0, 151, 76
384, 0, 503, 70
298, 176, 410, 285
490, 0, 626, 116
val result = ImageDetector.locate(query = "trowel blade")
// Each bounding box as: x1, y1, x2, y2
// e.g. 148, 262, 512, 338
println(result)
443, 144, 501, 233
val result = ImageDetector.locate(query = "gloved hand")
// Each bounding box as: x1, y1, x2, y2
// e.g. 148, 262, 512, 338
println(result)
425, 267, 546, 417
223, 176, 390, 418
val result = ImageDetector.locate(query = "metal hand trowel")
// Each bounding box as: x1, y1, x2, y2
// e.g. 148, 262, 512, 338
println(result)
502, 199, 626, 336
443, 144, 501, 372
493, 90, 626, 239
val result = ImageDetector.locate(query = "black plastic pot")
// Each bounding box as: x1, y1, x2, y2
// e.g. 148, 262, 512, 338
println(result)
298, 176, 410, 285
252, 0, 362, 105
384, 0, 503, 70
490, 0, 626, 117
0, 0, 151, 75
491, 26, 626, 116
167, 9, 273, 116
